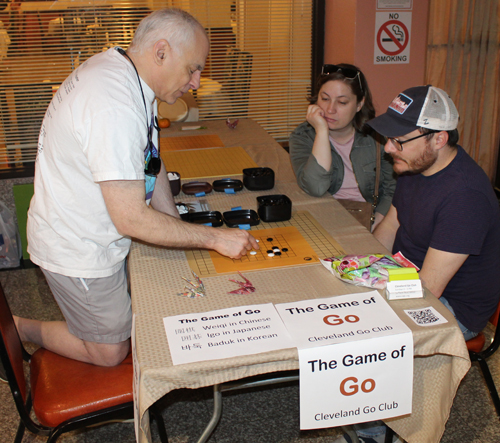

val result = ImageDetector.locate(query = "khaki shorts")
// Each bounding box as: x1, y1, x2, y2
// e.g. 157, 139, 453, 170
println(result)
41, 261, 131, 344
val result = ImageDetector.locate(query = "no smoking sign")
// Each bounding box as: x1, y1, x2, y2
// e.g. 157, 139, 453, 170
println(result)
374, 12, 411, 64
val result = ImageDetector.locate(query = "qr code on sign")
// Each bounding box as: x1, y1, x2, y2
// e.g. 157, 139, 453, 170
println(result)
407, 309, 440, 324
404, 306, 447, 326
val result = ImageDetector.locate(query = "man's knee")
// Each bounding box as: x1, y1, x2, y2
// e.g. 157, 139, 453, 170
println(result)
84, 339, 130, 367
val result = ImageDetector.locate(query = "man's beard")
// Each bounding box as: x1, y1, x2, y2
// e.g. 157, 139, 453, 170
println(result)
391, 142, 438, 175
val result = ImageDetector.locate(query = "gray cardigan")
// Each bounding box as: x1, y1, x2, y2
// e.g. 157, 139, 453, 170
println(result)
289, 122, 396, 216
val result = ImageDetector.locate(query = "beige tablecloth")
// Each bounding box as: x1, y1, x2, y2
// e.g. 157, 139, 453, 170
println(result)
130, 119, 470, 443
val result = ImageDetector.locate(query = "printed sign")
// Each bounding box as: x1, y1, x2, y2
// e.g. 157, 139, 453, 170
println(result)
275, 291, 413, 429
274, 291, 411, 349
299, 334, 413, 429
163, 303, 294, 365
404, 306, 448, 327
377, 0, 412, 9
374, 12, 412, 64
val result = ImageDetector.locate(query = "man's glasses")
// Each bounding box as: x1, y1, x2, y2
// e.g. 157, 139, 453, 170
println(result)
387, 131, 437, 151
321, 64, 363, 92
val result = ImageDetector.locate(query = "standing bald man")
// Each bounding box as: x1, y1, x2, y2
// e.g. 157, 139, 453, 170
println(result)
19, 8, 257, 367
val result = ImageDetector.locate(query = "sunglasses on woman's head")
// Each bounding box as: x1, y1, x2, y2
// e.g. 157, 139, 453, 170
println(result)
321, 64, 363, 92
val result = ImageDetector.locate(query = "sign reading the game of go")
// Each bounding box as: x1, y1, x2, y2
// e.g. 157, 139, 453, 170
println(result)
374, 12, 412, 64
275, 291, 414, 429
163, 303, 294, 365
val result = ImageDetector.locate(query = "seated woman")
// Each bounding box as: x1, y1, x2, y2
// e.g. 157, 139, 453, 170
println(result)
289, 63, 396, 230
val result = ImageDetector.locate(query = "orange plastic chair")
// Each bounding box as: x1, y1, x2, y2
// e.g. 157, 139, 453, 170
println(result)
0, 282, 168, 443
466, 301, 500, 417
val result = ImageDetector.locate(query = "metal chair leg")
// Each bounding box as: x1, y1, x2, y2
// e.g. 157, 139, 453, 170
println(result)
477, 357, 500, 417
14, 419, 25, 443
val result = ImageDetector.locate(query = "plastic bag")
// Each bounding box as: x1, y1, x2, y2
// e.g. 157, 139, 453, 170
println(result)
0, 201, 21, 269
320, 254, 403, 290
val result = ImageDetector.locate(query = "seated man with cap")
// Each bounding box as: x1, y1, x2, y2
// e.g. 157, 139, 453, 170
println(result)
368, 85, 500, 341
334, 86, 500, 443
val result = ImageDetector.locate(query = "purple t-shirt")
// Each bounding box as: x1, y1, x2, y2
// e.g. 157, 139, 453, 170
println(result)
393, 146, 500, 332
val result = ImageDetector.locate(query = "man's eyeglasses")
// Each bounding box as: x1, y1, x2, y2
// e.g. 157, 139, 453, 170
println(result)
387, 131, 437, 151
321, 64, 363, 92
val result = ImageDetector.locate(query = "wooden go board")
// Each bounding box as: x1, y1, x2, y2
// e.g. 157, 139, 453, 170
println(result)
185, 211, 346, 277
161, 146, 258, 179
209, 226, 317, 274
160, 134, 224, 151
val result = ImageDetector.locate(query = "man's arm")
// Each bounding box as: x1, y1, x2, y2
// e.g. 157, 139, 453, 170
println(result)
99, 179, 258, 259
419, 247, 468, 298
373, 204, 399, 251
150, 160, 179, 217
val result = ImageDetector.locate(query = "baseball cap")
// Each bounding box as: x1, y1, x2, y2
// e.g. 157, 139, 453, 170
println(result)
367, 85, 459, 137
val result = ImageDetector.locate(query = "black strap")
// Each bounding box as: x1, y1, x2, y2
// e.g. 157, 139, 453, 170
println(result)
116, 47, 148, 127
373, 141, 381, 206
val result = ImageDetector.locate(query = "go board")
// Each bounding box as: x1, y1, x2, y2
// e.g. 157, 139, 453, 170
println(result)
161, 146, 258, 179
210, 226, 316, 274
160, 134, 224, 151
185, 211, 346, 277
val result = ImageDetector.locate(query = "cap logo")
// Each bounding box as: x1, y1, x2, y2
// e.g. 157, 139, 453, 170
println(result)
389, 93, 413, 115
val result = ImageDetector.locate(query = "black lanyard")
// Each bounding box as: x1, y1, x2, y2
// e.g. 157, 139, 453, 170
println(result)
116, 47, 161, 176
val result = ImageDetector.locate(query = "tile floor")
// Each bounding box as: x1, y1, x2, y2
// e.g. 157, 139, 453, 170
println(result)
1, 267, 499, 443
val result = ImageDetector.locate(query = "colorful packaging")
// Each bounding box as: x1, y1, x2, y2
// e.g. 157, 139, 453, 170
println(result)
392, 251, 420, 271
320, 254, 403, 289
328, 254, 385, 275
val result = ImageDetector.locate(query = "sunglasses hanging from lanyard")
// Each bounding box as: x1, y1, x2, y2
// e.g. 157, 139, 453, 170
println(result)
116, 47, 161, 177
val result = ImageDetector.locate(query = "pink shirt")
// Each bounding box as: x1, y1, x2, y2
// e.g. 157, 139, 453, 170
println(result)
330, 134, 366, 202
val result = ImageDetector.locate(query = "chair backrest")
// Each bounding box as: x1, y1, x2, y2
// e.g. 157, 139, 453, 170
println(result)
0, 282, 28, 404
469, 297, 500, 358
490, 299, 500, 327
0, 283, 52, 438
222, 45, 253, 111
221, 46, 253, 117
235, 50, 253, 103
221, 45, 239, 94
485, 298, 500, 358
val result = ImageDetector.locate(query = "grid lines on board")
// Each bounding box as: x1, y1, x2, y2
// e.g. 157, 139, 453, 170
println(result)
185, 211, 345, 278
208, 226, 317, 274
161, 146, 258, 179
258, 211, 345, 259
159, 134, 224, 151
238, 233, 297, 262
292, 211, 342, 259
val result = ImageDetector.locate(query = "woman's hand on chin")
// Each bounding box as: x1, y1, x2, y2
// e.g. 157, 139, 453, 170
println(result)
306, 104, 329, 132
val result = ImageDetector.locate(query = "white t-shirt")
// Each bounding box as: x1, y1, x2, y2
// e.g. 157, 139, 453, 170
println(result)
27, 48, 158, 278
